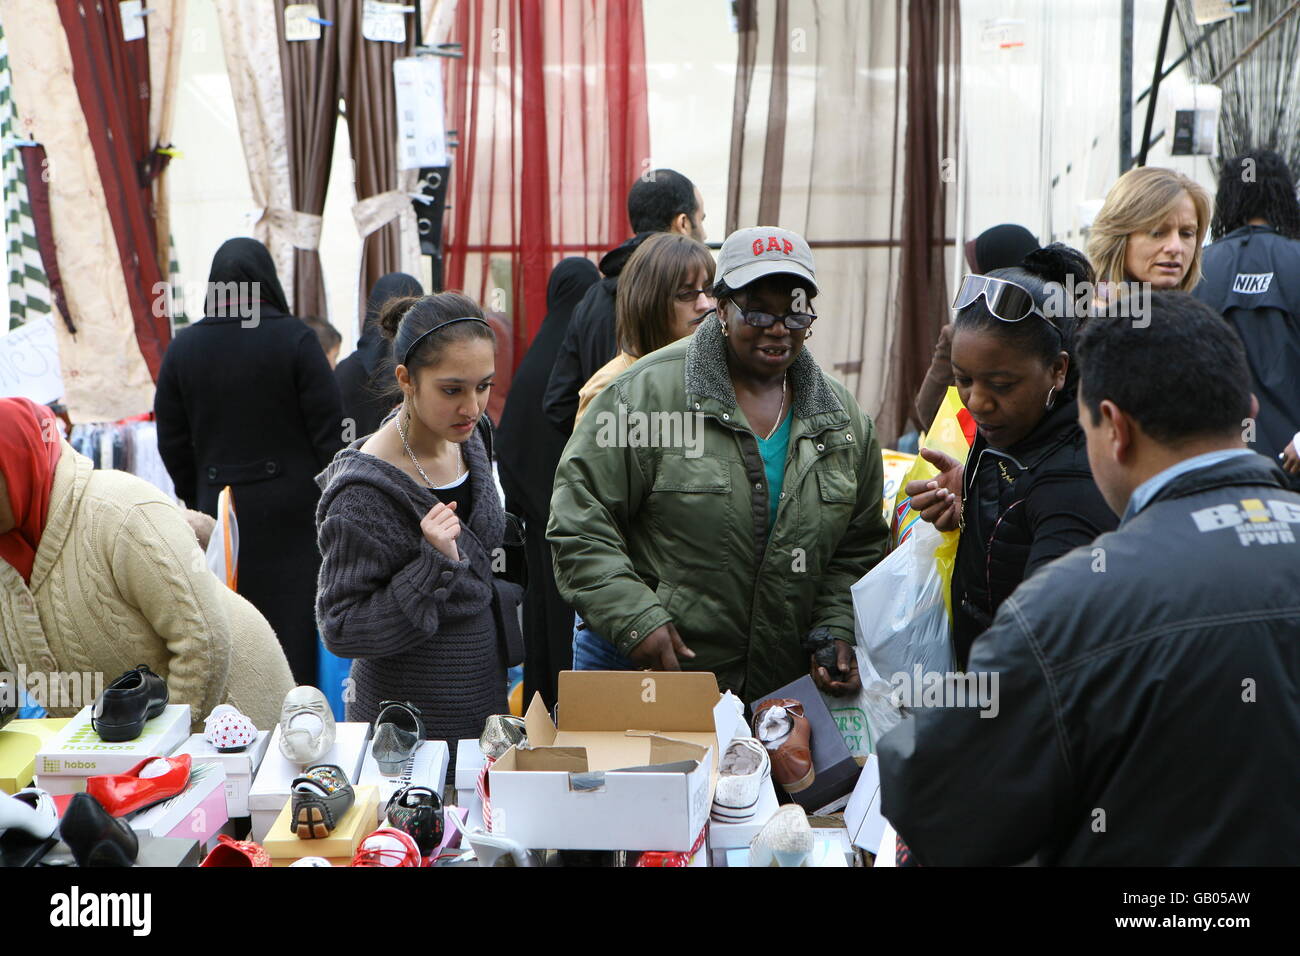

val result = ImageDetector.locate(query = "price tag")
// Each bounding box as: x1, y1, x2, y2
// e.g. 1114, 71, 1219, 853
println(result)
284, 4, 322, 42
393, 56, 448, 170
978, 18, 1025, 51
120, 1, 145, 42
363, 1, 410, 44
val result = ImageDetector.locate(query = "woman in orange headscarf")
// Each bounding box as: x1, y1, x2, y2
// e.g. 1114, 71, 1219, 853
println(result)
0, 398, 292, 729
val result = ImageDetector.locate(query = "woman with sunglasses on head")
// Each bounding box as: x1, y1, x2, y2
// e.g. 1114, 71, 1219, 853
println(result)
573, 232, 716, 427
315, 292, 519, 765
905, 245, 1118, 669
550, 227, 889, 702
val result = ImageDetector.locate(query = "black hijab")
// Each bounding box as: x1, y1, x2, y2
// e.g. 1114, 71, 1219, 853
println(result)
496, 257, 600, 521
206, 237, 291, 318
356, 271, 424, 378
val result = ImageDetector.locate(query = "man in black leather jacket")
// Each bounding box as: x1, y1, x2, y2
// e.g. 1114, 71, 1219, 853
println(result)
878, 293, 1300, 865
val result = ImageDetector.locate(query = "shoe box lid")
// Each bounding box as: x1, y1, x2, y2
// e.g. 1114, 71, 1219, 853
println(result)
129, 761, 229, 842
263, 785, 380, 861
454, 738, 486, 791
843, 753, 887, 852
176, 729, 272, 779
134, 834, 202, 868
248, 722, 370, 813
356, 738, 448, 826
486, 671, 741, 852
0, 718, 71, 794
754, 674, 858, 813
35, 705, 192, 778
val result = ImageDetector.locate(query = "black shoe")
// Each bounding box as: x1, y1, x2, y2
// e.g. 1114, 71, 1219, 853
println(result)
0, 677, 17, 731
60, 793, 139, 867
290, 765, 355, 839
385, 785, 443, 856
92, 665, 168, 742
371, 701, 425, 775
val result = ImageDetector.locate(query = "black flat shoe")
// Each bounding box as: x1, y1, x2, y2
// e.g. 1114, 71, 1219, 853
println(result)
371, 701, 425, 775
385, 785, 443, 856
92, 665, 168, 742
60, 793, 139, 867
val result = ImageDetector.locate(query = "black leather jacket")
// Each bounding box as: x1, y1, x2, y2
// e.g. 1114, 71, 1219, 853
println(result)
880, 454, 1300, 865
952, 398, 1116, 667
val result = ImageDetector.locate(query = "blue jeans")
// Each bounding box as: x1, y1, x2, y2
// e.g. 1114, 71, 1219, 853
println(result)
571, 614, 636, 671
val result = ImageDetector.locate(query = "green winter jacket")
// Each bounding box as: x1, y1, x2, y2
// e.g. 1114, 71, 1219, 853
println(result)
547, 318, 889, 701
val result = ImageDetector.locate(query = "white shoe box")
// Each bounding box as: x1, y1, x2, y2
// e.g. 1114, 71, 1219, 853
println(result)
34, 704, 192, 792
454, 738, 486, 813
357, 738, 449, 826
175, 730, 272, 819
248, 722, 370, 842
707, 773, 779, 848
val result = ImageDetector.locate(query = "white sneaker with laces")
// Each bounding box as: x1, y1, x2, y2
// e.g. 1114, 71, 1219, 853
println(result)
711, 737, 771, 823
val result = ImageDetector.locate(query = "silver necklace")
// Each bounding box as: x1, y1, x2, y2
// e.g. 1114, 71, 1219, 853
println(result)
397, 408, 463, 488
761, 374, 788, 441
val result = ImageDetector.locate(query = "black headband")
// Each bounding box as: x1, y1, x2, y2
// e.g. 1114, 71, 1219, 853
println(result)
401, 316, 491, 367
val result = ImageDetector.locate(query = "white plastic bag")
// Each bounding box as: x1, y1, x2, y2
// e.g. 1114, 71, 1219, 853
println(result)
850, 521, 955, 737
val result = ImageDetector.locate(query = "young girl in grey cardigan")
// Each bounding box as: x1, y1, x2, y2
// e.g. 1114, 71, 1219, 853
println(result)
315, 292, 517, 760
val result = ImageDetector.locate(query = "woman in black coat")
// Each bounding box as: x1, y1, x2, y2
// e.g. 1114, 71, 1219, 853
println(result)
496, 257, 599, 711
335, 272, 424, 441
154, 238, 344, 684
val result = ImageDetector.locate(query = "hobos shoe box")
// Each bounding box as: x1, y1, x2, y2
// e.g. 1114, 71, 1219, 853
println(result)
487, 671, 736, 852
0, 718, 70, 794
263, 785, 379, 865
34, 705, 192, 794
176, 730, 272, 819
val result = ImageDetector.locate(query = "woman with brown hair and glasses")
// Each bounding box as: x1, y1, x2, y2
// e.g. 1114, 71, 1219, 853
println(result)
573, 231, 716, 426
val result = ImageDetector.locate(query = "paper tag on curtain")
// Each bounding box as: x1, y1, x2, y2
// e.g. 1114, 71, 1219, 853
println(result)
363, 1, 409, 43
393, 56, 448, 169
284, 4, 323, 42
119, 1, 146, 42
0, 316, 64, 404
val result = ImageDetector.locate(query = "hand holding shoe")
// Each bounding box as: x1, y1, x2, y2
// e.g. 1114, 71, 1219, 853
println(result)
628, 622, 695, 671
811, 640, 861, 696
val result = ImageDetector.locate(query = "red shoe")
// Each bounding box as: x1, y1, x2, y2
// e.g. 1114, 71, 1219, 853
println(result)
350, 827, 425, 867
85, 754, 192, 817
201, 834, 271, 867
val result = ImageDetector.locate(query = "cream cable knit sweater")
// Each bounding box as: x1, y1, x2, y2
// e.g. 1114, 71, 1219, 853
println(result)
0, 443, 293, 730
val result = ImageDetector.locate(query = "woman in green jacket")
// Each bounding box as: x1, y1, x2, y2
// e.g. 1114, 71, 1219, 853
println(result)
547, 227, 889, 702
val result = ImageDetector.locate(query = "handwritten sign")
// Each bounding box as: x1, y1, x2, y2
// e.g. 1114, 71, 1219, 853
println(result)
0, 317, 64, 405
394, 55, 448, 169
363, 1, 409, 43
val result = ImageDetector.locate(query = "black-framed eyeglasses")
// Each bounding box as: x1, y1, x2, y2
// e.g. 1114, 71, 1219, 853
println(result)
953, 274, 1062, 337
673, 288, 715, 303
706, 303, 817, 331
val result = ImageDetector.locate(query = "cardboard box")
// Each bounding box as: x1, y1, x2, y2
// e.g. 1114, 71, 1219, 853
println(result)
843, 754, 886, 852
176, 730, 271, 819
755, 675, 858, 813
486, 671, 733, 851
263, 785, 379, 863
0, 718, 70, 794
358, 738, 449, 825
134, 834, 201, 868
129, 762, 229, 846
706, 770, 780, 849
248, 722, 370, 842
34, 705, 191, 778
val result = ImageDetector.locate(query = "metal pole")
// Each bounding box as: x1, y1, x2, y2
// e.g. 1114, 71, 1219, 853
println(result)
1120, 0, 1134, 174
1137, 0, 1175, 167
1136, 18, 1227, 105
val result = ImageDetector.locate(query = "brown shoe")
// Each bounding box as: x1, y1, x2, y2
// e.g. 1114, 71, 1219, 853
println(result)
751, 698, 815, 794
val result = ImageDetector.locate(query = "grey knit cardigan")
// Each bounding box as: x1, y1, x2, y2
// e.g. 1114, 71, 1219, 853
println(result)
315, 429, 509, 756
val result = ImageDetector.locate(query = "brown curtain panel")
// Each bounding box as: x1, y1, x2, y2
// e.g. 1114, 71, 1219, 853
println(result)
881, 0, 961, 439
276, 0, 342, 318
336, 2, 414, 323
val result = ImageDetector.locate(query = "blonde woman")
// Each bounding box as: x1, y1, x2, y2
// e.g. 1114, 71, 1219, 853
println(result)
1087, 167, 1212, 307
573, 232, 716, 426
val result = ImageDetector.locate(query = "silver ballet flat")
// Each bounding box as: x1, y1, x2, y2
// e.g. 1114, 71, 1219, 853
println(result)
278, 686, 336, 765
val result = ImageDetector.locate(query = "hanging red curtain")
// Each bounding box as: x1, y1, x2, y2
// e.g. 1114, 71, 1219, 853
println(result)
442, 0, 650, 365
55, 0, 169, 378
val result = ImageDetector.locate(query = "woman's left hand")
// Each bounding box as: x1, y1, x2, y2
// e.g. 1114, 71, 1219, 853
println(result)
1282, 440, 1300, 475
811, 640, 861, 696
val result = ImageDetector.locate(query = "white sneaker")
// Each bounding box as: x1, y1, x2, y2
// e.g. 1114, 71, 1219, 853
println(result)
711, 737, 770, 823
748, 804, 813, 867
0, 787, 58, 841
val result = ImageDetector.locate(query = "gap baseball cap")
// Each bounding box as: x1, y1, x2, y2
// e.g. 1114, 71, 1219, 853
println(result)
716, 226, 818, 295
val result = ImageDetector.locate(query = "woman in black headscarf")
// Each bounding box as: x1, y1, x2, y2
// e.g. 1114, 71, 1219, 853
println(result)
335, 272, 425, 440
154, 238, 345, 684
496, 257, 600, 710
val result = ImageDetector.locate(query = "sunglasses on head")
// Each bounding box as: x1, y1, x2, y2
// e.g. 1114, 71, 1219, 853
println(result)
953, 274, 1062, 337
